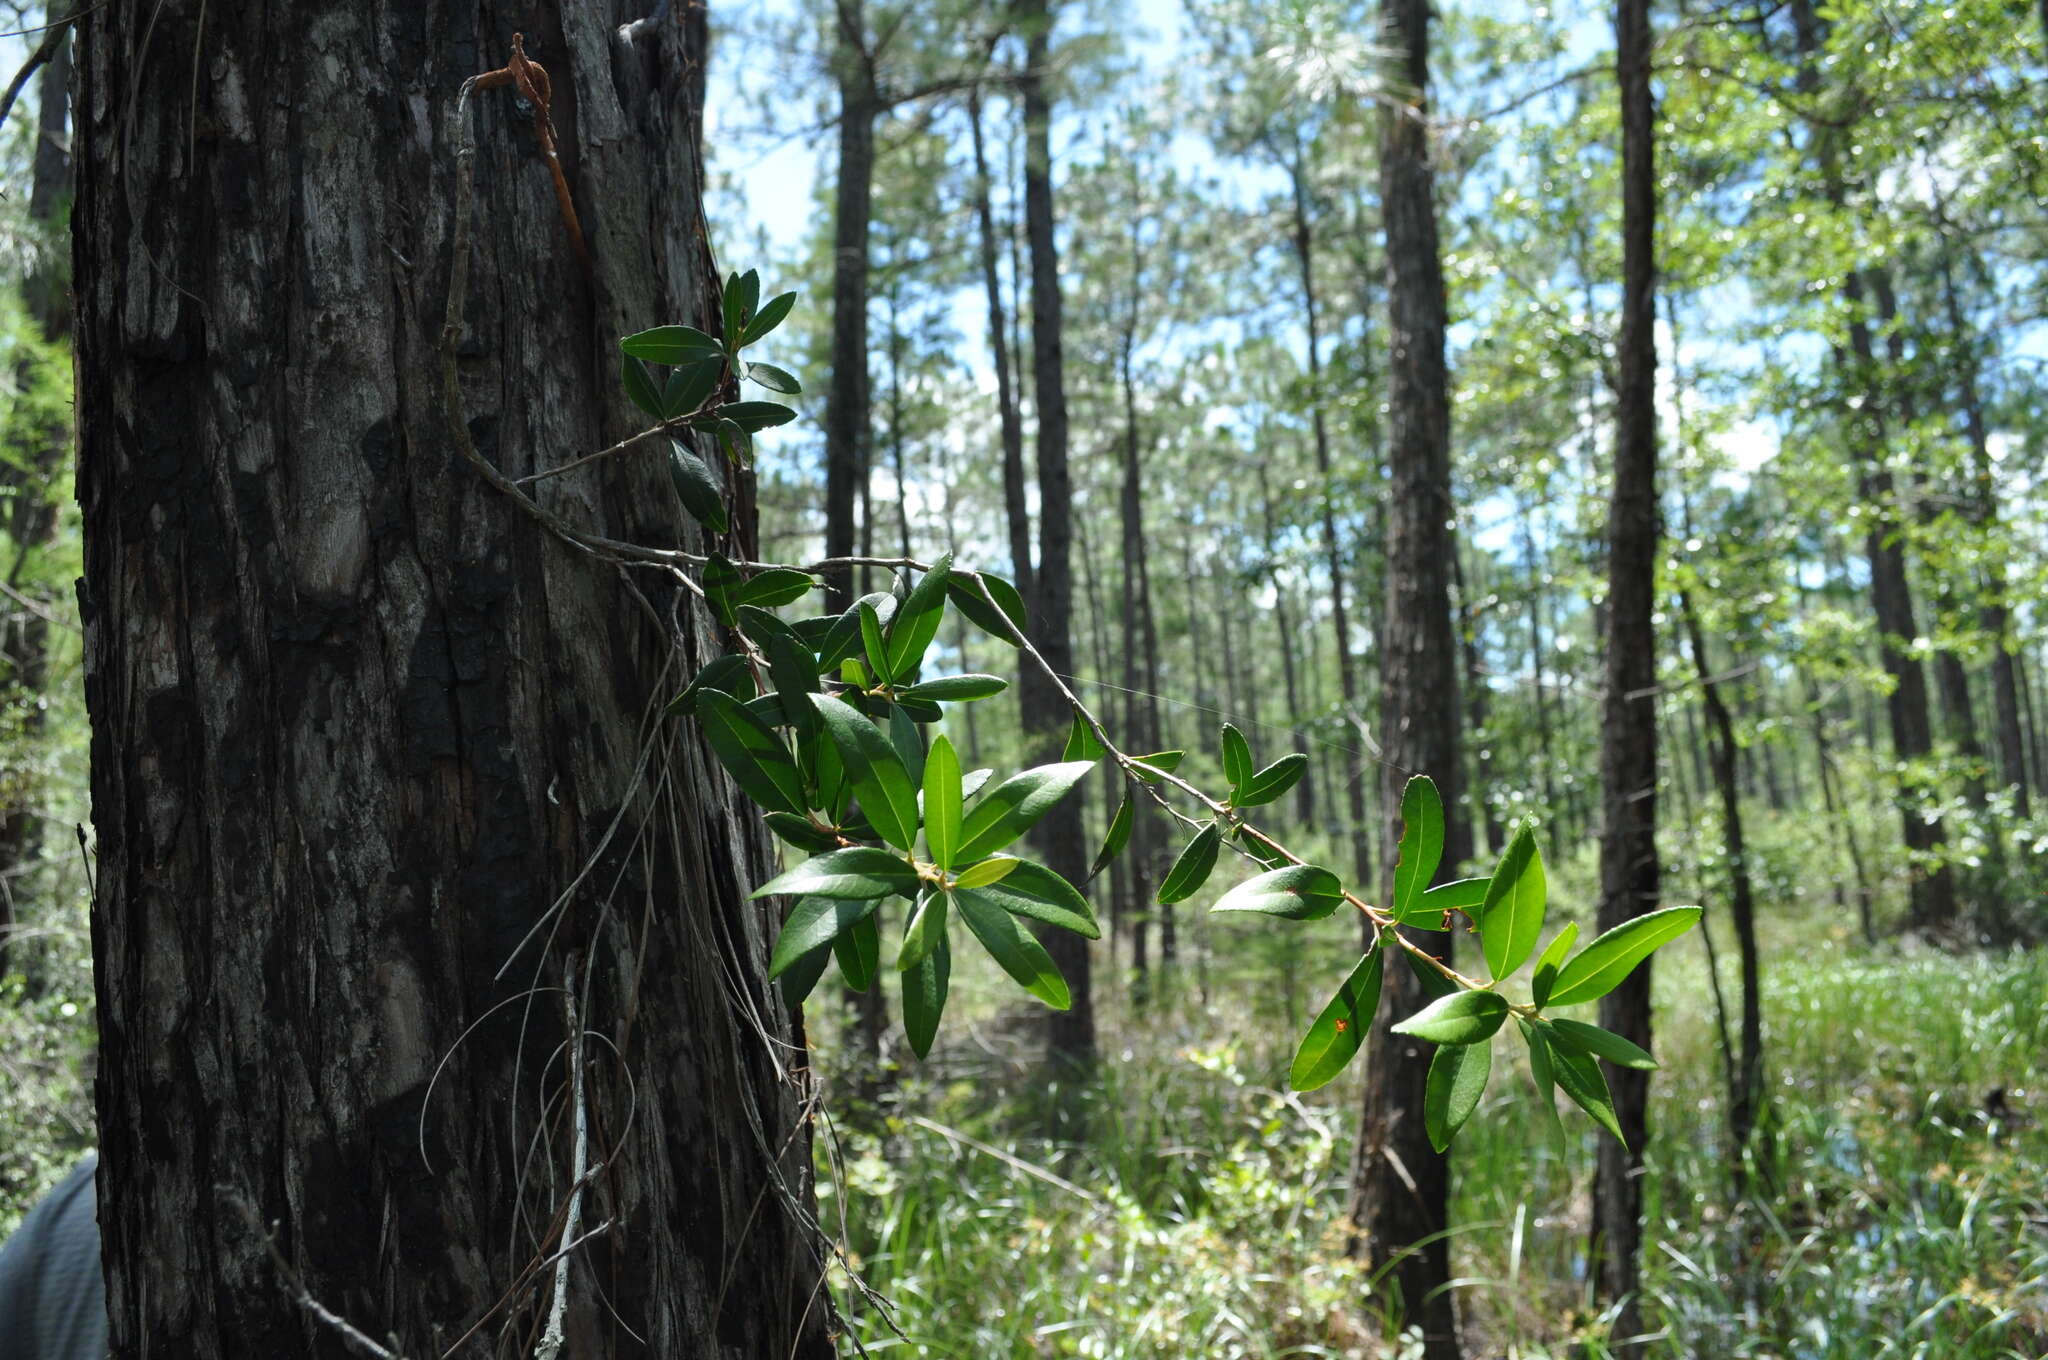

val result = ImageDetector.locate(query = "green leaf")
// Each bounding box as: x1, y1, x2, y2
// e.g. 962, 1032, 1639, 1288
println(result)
1392, 990, 1510, 1046
859, 601, 893, 684
1552, 1041, 1625, 1144
723, 400, 796, 433
756, 627, 819, 735
741, 290, 796, 346
769, 896, 881, 980
808, 694, 920, 852
1392, 775, 1446, 923
816, 592, 894, 671
952, 855, 1021, 889
885, 553, 953, 681
746, 361, 801, 395
1289, 946, 1383, 1092
622, 354, 664, 419
955, 890, 1071, 1009
1403, 948, 1459, 999
763, 812, 836, 853
1545, 906, 1702, 1009
1158, 823, 1221, 904
737, 568, 814, 609
1128, 751, 1185, 783
924, 734, 962, 871
1478, 824, 1546, 982
887, 703, 924, 788
896, 674, 1007, 702
1063, 714, 1105, 762
701, 553, 744, 625
777, 938, 833, 1006
1545, 1018, 1658, 1070
1413, 876, 1489, 926
665, 653, 749, 718
958, 860, 1099, 938
946, 572, 1029, 646
1518, 1018, 1559, 1122
752, 847, 916, 900
834, 912, 880, 991
1210, 863, 1344, 920
695, 690, 804, 815
901, 931, 950, 1059
1424, 1037, 1493, 1152
1220, 724, 1252, 789
722, 268, 760, 344
954, 760, 1096, 863
1530, 922, 1579, 1009
1233, 753, 1307, 808
1087, 794, 1133, 883
898, 890, 948, 973
668, 441, 729, 535
663, 355, 724, 417
620, 324, 722, 365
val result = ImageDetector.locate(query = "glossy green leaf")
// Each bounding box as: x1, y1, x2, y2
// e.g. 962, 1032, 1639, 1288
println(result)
1425, 1036, 1493, 1152
946, 572, 1030, 645
1220, 724, 1252, 789
1063, 714, 1106, 762
1530, 922, 1579, 1009
1414, 876, 1489, 925
1210, 863, 1344, 920
1158, 822, 1221, 904
701, 553, 744, 625
954, 760, 1096, 863
695, 690, 804, 815
1087, 794, 1133, 883
1519, 1018, 1560, 1122
622, 354, 663, 419
1289, 945, 1383, 1092
668, 440, 729, 535
762, 811, 836, 853
888, 704, 924, 788
955, 890, 1070, 1009
751, 846, 916, 901
924, 735, 962, 870
665, 653, 750, 718
723, 400, 796, 433
768, 896, 881, 980
896, 674, 1007, 702
901, 932, 950, 1059
746, 360, 801, 394
834, 912, 880, 991
1546, 1018, 1658, 1070
1392, 989, 1510, 1046
722, 269, 760, 343
620, 324, 722, 365
1545, 907, 1702, 1008
777, 938, 832, 1006
808, 694, 919, 851
662, 355, 724, 417
1128, 751, 1185, 783
1392, 775, 1446, 923
858, 601, 892, 684
1552, 1041, 1625, 1144
952, 855, 1021, 889
898, 890, 947, 973
741, 290, 796, 346
816, 592, 893, 671
958, 861, 1099, 938
737, 568, 814, 609
1479, 824, 1546, 982
885, 552, 952, 680
1233, 753, 1307, 807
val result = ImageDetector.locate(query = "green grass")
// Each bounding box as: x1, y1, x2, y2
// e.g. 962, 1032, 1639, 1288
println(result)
815, 935, 2048, 1358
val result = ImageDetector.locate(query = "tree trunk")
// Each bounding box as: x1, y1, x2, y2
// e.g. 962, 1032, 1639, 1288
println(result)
1346, 4, 1459, 1355
1119, 275, 1165, 993
1451, 548, 1503, 855
1679, 590, 1765, 1196
76, 7, 828, 1355
1258, 457, 1318, 832
823, 0, 876, 612
0, 11, 72, 979
1017, 0, 1095, 1070
968, 88, 1036, 610
1590, 0, 1661, 1346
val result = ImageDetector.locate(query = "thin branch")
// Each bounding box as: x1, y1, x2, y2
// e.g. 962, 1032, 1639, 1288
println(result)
220, 1189, 410, 1360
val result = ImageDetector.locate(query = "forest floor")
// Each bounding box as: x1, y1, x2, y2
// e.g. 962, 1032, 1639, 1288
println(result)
817, 935, 2048, 1358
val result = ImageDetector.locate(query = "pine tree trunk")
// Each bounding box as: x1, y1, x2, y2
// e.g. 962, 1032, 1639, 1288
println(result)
1017, 0, 1094, 1070
823, 0, 876, 612
968, 91, 1037, 618
1591, 0, 1661, 1346
76, 7, 828, 1354
1346, 4, 1459, 1354
1258, 458, 1318, 832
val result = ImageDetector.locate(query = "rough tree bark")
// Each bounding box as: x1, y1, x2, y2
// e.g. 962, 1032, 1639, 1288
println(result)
1589, 0, 1662, 1349
76, 5, 829, 1355
822, 0, 877, 613
1016, 0, 1095, 1070
1345, 2, 1460, 1354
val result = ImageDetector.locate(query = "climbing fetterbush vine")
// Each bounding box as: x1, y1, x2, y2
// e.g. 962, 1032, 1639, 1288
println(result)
627, 272, 1700, 1150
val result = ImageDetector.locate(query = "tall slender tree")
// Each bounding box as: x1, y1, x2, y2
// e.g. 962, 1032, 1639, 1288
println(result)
1345, 2, 1459, 1354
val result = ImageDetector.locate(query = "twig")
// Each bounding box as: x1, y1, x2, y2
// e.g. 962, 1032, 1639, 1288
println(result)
536, 955, 591, 1360
220, 1188, 409, 1360
0, 8, 72, 135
